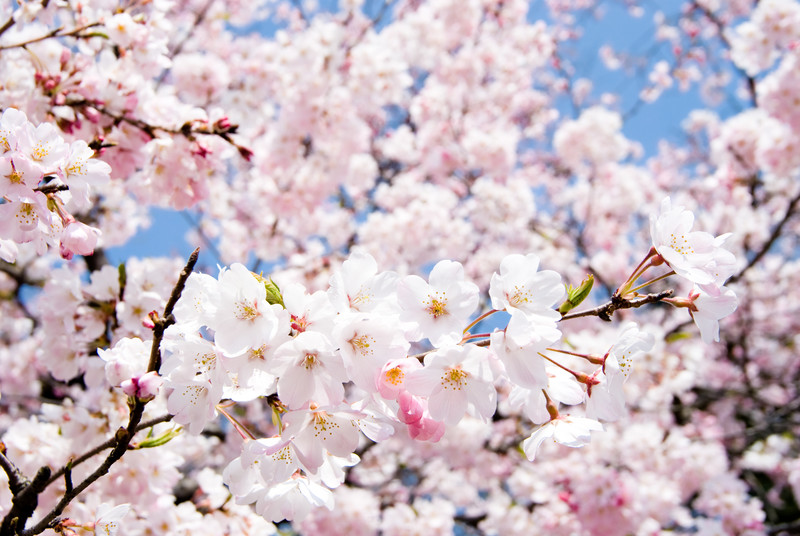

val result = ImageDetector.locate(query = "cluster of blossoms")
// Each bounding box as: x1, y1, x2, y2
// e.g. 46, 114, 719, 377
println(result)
86, 204, 735, 523
0, 108, 109, 261
643, 197, 739, 344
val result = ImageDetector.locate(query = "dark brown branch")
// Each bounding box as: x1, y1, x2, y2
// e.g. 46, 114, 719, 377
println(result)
32, 183, 68, 195
0, 449, 27, 496
409, 291, 673, 362
148, 247, 199, 373
560, 290, 674, 322
66, 99, 252, 157
728, 190, 800, 284
0, 16, 15, 38
0, 466, 50, 536
768, 520, 800, 535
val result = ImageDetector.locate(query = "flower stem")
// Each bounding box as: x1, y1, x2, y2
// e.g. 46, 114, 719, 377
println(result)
463, 309, 499, 334
626, 270, 675, 294
217, 405, 256, 440
546, 347, 604, 365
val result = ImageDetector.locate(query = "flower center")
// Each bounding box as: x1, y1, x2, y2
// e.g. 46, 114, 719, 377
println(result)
348, 334, 374, 356
235, 299, 261, 321
668, 232, 694, 255
507, 284, 532, 306
302, 352, 319, 370
385, 367, 404, 385
349, 287, 372, 310
441, 367, 468, 390
31, 142, 49, 161
425, 292, 449, 318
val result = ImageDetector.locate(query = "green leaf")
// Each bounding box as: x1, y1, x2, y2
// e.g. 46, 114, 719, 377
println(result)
558, 274, 594, 314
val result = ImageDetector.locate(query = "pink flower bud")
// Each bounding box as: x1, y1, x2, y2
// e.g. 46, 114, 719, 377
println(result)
61, 221, 101, 257
121, 372, 163, 400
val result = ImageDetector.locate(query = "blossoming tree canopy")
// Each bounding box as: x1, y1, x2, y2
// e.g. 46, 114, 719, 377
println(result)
2, 0, 800, 535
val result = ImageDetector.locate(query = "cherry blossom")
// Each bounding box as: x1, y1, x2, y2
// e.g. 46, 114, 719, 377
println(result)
405, 344, 496, 426
93, 503, 130, 536
397, 260, 479, 347
650, 197, 737, 287
271, 331, 347, 409
688, 285, 739, 344
212, 263, 289, 357
522, 415, 604, 461
0, 1, 796, 534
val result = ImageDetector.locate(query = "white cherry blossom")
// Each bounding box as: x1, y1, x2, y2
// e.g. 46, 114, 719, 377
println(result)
281, 405, 362, 473
489, 253, 565, 319
689, 285, 739, 343
522, 415, 604, 461
253, 475, 334, 523
272, 332, 347, 409
332, 313, 409, 391
405, 344, 496, 426
650, 197, 737, 287
212, 263, 289, 357
397, 260, 479, 347
93, 503, 131, 536
165, 374, 223, 435
328, 249, 400, 315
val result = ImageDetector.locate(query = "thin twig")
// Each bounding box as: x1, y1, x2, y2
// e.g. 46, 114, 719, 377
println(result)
691, 1, 757, 105
728, 190, 800, 284
44, 414, 173, 488
148, 247, 200, 373
0, 22, 102, 51
32, 183, 68, 195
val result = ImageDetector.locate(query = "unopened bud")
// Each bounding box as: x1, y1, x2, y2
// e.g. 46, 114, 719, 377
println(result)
558, 274, 594, 314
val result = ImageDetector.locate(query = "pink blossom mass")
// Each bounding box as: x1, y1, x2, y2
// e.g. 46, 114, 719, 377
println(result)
1, 1, 798, 535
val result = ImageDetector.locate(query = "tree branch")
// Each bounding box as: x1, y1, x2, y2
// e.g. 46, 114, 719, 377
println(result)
44, 414, 174, 488
0, 449, 27, 496
691, 1, 758, 105
729, 190, 800, 284
0, 22, 102, 51
11, 251, 199, 536
560, 290, 674, 322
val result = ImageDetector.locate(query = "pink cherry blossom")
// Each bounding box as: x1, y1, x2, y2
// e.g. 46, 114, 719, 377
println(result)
60, 220, 101, 258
